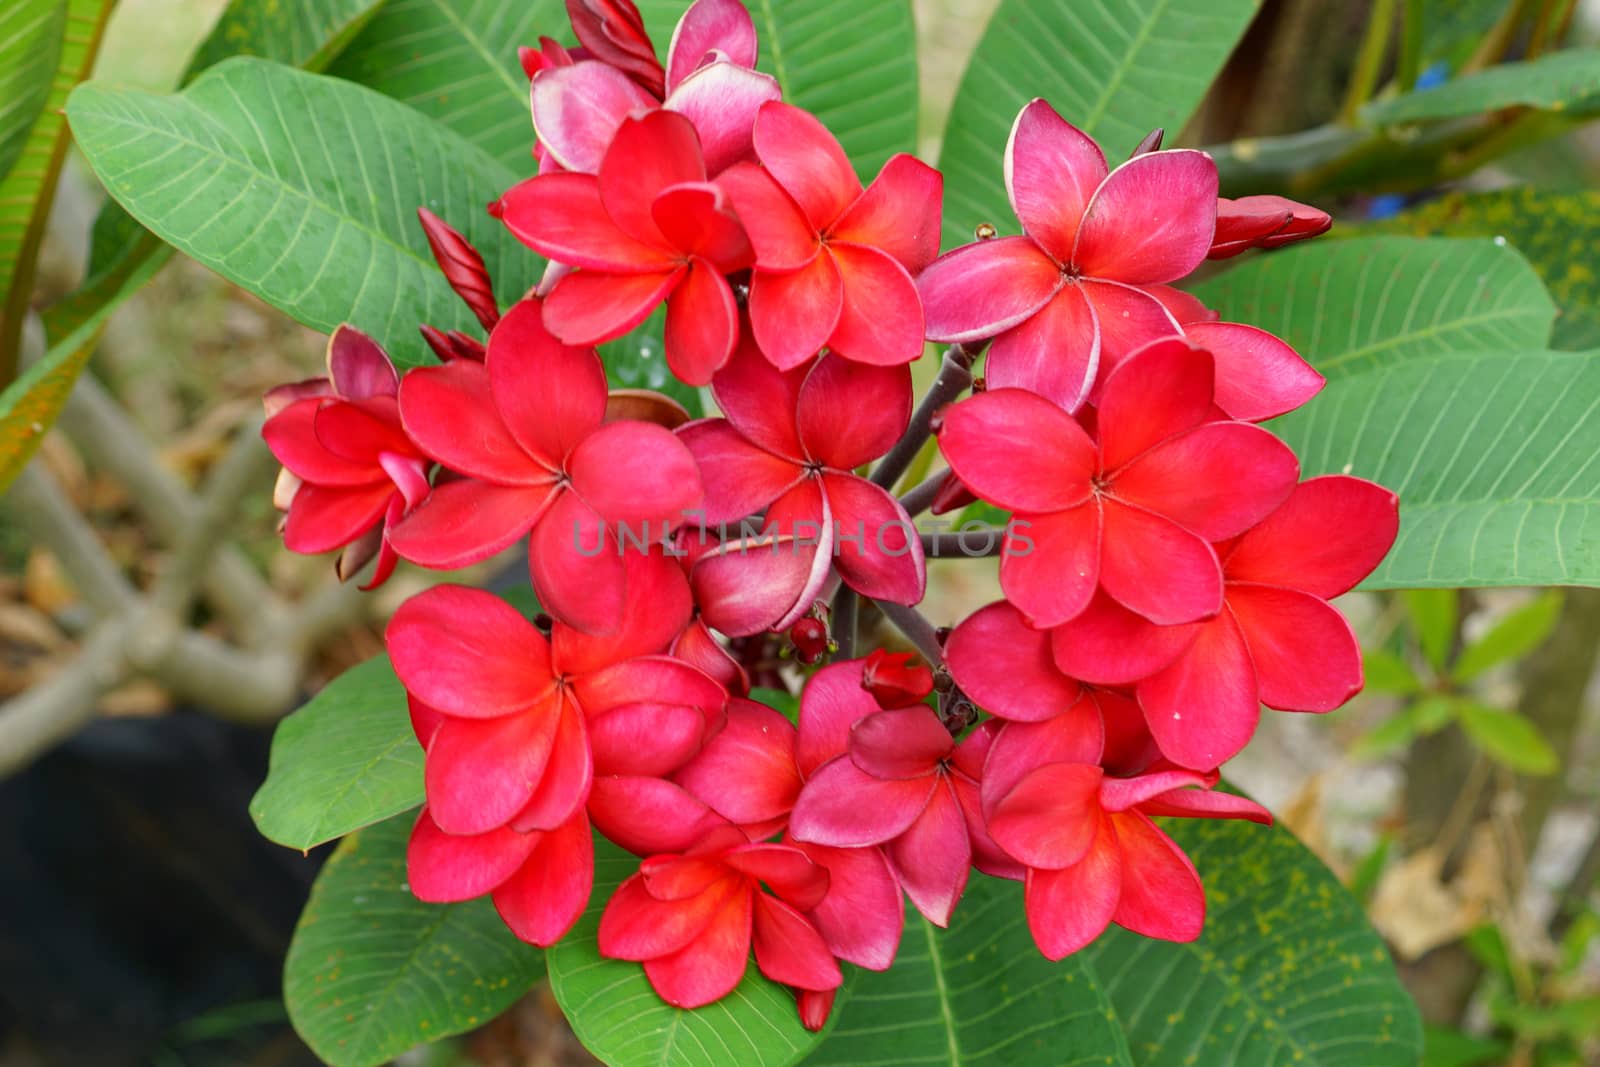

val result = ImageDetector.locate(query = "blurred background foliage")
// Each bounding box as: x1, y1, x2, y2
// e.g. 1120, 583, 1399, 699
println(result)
0, 0, 1598, 1064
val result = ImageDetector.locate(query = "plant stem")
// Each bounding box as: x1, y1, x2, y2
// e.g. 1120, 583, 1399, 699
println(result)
1464, 0, 1536, 73
871, 344, 976, 492
875, 601, 944, 665
1339, 0, 1399, 125
1397, 0, 1424, 91
920, 527, 1006, 559
6, 463, 135, 614
832, 587, 858, 660
898, 470, 948, 519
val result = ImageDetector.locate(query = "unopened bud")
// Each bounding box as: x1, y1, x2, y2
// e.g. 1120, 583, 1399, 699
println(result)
418, 207, 500, 330
789, 617, 830, 665
1129, 127, 1164, 158
797, 988, 836, 1032
1208, 195, 1332, 259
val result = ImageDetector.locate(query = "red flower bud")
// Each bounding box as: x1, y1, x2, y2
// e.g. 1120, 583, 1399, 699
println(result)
1208, 195, 1332, 259
789, 617, 830, 665
929, 469, 977, 515
417, 207, 499, 330
861, 649, 934, 708
1129, 126, 1164, 158
797, 988, 836, 1032
565, 0, 665, 97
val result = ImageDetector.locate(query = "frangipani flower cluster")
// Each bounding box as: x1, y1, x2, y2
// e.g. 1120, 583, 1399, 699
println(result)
260, 0, 1396, 1032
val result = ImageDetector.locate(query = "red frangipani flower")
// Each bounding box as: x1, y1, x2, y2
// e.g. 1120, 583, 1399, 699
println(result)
498, 110, 755, 385
918, 99, 1218, 410
719, 101, 943, 368
389, 298, 703, 633
936, 337, 1300, 628
530, 0, 778, 176
679, 340, 925, 635
261, 326, 429, 590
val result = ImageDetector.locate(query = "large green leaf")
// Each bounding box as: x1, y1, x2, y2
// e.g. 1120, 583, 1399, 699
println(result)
67, 57, 540, 366
636, 0, 919, 181
0, 0, 64, 184
189, 0, 389, 75
547, 838, 826, 1067
284, 814, 545, 1067
805, 876, 1133, 1066
329, 0, 560, 170
250, 656, 424, 851
1365, 48, 1600, 125
1366, 187, 1600, 349
1191, 236, 1555, 376
937, 0, 1259, 249
1081, 817, 1422, 1066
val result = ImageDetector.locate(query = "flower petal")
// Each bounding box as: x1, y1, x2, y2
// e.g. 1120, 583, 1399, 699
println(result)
556, 550, 699, 671
498, 171, 670, 270
676, 697, 801, 827
598, 111, 707, 248
664, 256, 740, 386
749, 252, 843, 370
509, 699, 592, 831
821, 473, 926, 605
528, 490, 627, 634
326, 325, 398, 398
790, 755, 936, 848
692, 478, 834, 636
652, 182, 753, 268
588, 776, 730, 855
386, 584, 554, 716
999, 504, 1102, 628
667, 0, 758, 91
543, 268, 683, 347
678, 419, 802, 524
600, 871, 733, 960
984, 284, 1100, 412
787, 838, 902, 969
530, 61, 657, 174
1108, 812, 1205, 942
569, 418, 705, 526
387, 481, 555, 569
665, 62, 782, 174
1094, 336, 1214, 473
796, 355, 912, 470
1024, 817, 1120, 959
425, 701, 561, 834
946, 600, 1081, 722
398, 360, 545, 483
752, 893, 843, 991
980, 701, 1106, 813
848, 707, 953, 780
716, 162, 818, 270
264, 399, 378, 486
1184, 321, 1324, 422
1005, 99, 1108, 264
494, 810, 594, 946
1114, 422, 1299, 542
1072, 150, 1218, 284
884, 780, 970, 927
917, 236, 1060, 343
407, 809, 538, 901
642, 887, 754, 1008
1224, 476, 1400, 598
1077, 279, 1184, 389
831, 153, 943, 274
796, 660, 877, 778
709, 333, 806, 458
1229, 583, 1363, 712
283, 483, 392, 553
1099, 499, 1222, 626
825, 242, 925, 366
986, 762, 1104, 870
753, 101, 862, 229
936, 387, 1096, 512
1049, 590, 1201, 686
725, 843, 830, 909
487, 297, 607, 467
1137, 611, 1259, 770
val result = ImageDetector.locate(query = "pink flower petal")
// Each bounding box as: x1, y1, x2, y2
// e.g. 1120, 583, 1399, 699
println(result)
984, 284, 1100, 412
588, 776, 729, 855
665, 62, 782, 175
543, 268, 684, 347
283, 483, 391, 553
831, 153, 944, 274
387, 480, 556, 568
1005, 99, 1108, 264
790, 756, 936, 848
848, 707, 953, 780
1107, 812, 1204, 942
999, 504, 1102, 628
569, 418, 704, 526
1097, 769, 1215, 812
1049, 590, 1201, 686
667, 0, 758, 92
487, 297, 607, 467
917, 236, 1061, 343
752, 893, 843, 991
1077, 279, 1184, 389
642, 888, 754, 1008
550, 554, 694, 672
493, 810, 593, 946
884, 779, 970, 927
691, 478, 834, 636
1114, 422, 1299, 541
312, 397, 412, 465
825, 242, 925, 366
1094, 336, 1214, 473
664, 257, 740, 386
407, 809, 538, 901
530, 61, 657, 174
600, 871, 734, 960
796, 660, 876, 779
591, 699, 710, 778
820, 473, 926, 605
498, 171, 671, 270
946, 601, 1081, 721
788, 838, 903, 969
796, 355, 912, 470
716, 162, 818, 270
980, 702, 1106, 813
753, 101, 862, 230
1138, 787, 1272, 824
952, 771, 1026, 881
1098, 499, 1222, 626
1024, 817, 1120, 959
749, 252, 843, 370
675, 697, 801, 825
678, 419, 802, 524
528, 490, 627, 634
936, 387, 1096, 512
708, 333, 806, 459
1224, 476, 1399, 598
652, 182, 753, 269
326, 325, 397, 399
398, 361, 546, 484
1229, 583, 1362, 712
264, 400, 378, 486
986, 762, 1104, 870
425, 701, 561, 834
508, 699, 592, 831
386, 585, 553, 716
1184, 321, 1324, 422
1072, 150, 1218, 284
1137, 611, 1259, 770
598, 111, 707, 249
642, 854, 733, 901
725, 843, 831, 909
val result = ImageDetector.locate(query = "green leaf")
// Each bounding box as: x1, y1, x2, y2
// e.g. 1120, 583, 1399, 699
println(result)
937, 0, 1259, 248
329, 0, 562, 169
1404, 589, 1459, 671
250, 656, 424, 851
1421, 1024, 1509, 1067
547, 837, 825, 1067
189, 0, 389, 76
1365, 188, 1600, 350
1080, 816, 1423, 1066
1346, 833, 1394, 905
0, 0, 65, 183
67, 56, 540, 366
1365, 49, 1600, 125
1416, 1, 1506, 76
635, 0, 918, 180
806, 876, 1133, 1066
1190, 236, 1556, 377
284, 814, 544, 1067
1454, 590, 1564, 681
1362, 649, 1422, 694
1453, 700, 1559, 775
1352, 696, 1455, 759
